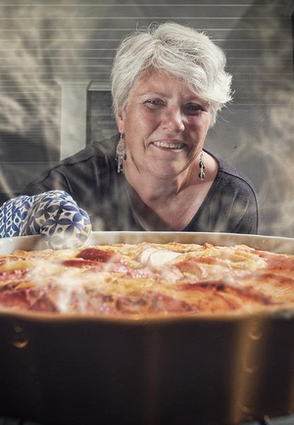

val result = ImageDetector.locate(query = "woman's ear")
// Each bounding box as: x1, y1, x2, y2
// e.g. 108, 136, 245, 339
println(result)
116, 111, 125, 134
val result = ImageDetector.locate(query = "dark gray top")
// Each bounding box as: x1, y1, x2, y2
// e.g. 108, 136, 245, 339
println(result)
22, 134, 259, 234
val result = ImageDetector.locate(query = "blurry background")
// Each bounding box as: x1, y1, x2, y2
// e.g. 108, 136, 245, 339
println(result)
0, 0, 293, 237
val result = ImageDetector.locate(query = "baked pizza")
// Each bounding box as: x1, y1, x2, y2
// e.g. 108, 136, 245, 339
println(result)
0, 241, 294, 316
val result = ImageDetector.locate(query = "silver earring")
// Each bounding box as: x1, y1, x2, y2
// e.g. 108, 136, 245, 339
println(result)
198, 151, 206, 180
116, 133, 127, 173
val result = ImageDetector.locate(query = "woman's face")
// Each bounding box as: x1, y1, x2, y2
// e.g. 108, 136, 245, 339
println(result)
116, 71, 211, 179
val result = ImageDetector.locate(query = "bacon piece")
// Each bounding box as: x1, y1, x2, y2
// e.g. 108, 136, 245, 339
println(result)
54, 290, 117, 315
174, 258, 208, 278
160, 265, 184, 281
258, 273, 294, 285
29, 293, 58, 313
267, 256, 294, 273
178, 281, 273, 307
76, 248, 121, 263
63, 258, 127, 272
116, 291, 196, 314
150, 291, 196, 313
0, 284, 60, 312
116, 295, 148, 314
0, 268, 28, 284
127, 267, 155, 278
0, 287, 45, 310
243, 272, 294, 303
84, 293, 117, 315
0, 289, 31, 309
179, 281, 226, 291
64, 258, 153, 278
109, 264, 132, 274
85, 262, 132, 274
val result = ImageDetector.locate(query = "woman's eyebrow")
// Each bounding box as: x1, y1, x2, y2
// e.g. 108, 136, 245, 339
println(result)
137, 91, 205, 102
137, 91, 172, 98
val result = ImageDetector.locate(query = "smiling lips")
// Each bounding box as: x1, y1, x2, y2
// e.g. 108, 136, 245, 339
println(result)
152, 141, 185, 150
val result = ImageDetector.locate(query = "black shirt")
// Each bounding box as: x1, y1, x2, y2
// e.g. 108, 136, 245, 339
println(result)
22, 134, 259, 234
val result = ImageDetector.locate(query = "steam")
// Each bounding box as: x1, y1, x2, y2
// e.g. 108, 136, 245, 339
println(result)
26, 260, 111, 314
208, 2, 294, 237
0, 2, 90, 163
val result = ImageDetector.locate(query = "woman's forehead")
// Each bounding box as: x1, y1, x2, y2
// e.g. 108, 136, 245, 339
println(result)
130, 71, 207, 104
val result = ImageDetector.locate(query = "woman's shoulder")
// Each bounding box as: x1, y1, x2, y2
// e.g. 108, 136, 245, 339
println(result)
22, 134, 119, 195
29, 134, 118, 179
207, 151, 257, 197
61, 134, 118, 166
190, 152, 259, 234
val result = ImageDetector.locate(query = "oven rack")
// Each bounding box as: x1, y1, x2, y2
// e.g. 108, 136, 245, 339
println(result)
1, 416, 294, 425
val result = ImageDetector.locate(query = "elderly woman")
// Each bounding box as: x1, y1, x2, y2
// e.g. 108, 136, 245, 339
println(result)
0, 22, 258, 247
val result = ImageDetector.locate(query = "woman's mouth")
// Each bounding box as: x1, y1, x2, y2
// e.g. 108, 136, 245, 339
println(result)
152, 141, 185, 150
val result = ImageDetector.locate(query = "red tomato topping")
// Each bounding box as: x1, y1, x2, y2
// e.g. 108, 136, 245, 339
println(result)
62, 259, 104, 268
76, 248, 121, 263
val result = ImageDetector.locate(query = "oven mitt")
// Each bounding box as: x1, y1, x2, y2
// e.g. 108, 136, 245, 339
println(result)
0, 190, 91, 249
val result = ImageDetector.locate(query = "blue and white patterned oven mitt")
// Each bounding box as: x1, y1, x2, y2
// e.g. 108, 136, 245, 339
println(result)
0, 190, 91, 249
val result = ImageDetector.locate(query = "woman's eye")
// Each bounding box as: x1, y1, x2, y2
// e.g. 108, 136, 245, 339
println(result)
185, 104, 204, 114
145, 99, 164, 108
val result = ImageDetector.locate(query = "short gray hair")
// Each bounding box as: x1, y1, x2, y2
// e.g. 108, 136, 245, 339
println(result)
111, 22, 232, 126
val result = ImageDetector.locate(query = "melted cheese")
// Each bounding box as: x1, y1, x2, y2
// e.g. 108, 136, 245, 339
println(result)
0, 242, 294, 316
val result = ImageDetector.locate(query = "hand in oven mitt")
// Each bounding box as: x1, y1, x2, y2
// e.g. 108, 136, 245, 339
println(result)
0, 190, 91, 249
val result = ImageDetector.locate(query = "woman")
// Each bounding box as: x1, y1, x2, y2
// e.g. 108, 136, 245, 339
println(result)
0, 22, 258, 247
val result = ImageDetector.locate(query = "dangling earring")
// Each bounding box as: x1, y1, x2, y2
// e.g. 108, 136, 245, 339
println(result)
198, 151, 206, 180
116, 133, 127, 173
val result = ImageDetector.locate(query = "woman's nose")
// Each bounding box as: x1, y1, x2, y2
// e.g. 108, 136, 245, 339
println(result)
161, 107, 185, 132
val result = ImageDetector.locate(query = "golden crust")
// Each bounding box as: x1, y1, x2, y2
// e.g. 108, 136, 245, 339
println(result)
0, 242, 294, 316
